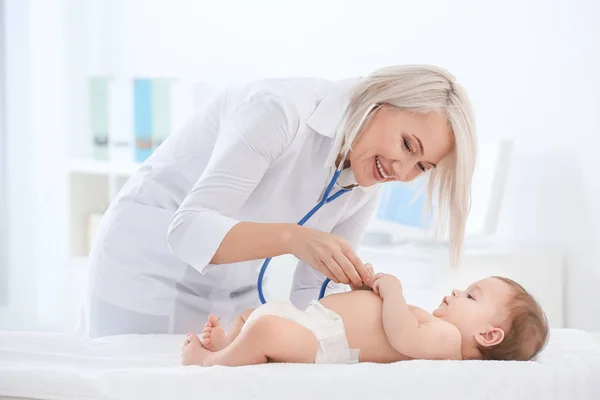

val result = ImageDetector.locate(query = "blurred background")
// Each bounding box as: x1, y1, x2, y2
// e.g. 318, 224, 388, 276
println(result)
0, 0, 598, 335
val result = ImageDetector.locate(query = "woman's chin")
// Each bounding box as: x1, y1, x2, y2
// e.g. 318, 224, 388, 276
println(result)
351, 169, 373, 187
356, 176, 376, 187
352, 165, 385, 187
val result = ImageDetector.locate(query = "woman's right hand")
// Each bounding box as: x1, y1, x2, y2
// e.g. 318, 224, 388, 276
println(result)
284, 225, 372, 287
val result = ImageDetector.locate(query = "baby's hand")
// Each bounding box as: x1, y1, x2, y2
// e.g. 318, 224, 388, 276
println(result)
372, 273, 402, 298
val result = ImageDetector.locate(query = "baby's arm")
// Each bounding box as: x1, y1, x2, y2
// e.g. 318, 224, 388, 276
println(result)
372, 274, 462, 360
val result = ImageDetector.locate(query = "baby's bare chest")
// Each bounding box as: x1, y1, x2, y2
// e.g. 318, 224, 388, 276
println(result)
321, 291, 418, 362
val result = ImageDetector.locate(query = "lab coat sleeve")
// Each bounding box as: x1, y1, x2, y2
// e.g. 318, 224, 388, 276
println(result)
289, 188, 383, 309
167, 95, 300, 274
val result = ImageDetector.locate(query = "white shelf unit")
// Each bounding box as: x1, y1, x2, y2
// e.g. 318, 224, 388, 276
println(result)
67, 159, 140, 261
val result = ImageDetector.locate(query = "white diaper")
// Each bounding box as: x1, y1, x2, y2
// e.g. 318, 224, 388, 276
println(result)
244, 301, 359, 364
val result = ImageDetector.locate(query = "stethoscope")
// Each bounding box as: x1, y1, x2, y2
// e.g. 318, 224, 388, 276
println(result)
256, 103, 379, 305
256, 153, 353, 304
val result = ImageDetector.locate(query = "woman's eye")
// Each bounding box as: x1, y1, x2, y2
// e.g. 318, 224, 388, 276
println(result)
402, 138, 413, 153
417, 163, 426, 172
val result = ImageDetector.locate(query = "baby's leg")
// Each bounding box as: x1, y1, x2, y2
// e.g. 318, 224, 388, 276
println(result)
227, 308, 254, 341
182, 315, 317, 367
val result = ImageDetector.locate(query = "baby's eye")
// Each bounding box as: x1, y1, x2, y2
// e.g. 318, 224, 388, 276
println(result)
467, 294, 475, 300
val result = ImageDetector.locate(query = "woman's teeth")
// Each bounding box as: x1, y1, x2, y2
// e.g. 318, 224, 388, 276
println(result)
376, 156, 392, 179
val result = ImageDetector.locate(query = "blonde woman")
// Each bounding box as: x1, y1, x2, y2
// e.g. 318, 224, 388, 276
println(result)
79, 65, 477, 338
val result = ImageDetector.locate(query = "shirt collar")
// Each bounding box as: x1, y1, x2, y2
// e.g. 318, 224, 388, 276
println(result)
306, 77, 361, 140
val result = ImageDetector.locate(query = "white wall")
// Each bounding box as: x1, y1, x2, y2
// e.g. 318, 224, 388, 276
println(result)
1, 0, 70, 331
0, 0, 7, 305
1, 0, 38, 329
81, 0, 600, 329
28, 0, 70, 331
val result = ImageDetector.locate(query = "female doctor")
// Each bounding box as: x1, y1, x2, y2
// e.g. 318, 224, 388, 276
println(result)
79, 64, 477, 337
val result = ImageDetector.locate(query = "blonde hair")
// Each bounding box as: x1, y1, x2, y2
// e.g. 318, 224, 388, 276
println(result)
339, 65, 477, 266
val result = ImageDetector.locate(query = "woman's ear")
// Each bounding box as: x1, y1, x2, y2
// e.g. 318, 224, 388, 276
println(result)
474, 327, 505, 348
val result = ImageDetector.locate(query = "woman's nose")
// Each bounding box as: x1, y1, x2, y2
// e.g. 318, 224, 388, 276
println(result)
391, 161, 411, 181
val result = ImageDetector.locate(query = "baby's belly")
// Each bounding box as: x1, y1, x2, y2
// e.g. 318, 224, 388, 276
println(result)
319, 290, 408, 363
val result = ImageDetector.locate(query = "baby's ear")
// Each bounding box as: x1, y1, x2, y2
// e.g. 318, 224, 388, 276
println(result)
474, 327, 505, 348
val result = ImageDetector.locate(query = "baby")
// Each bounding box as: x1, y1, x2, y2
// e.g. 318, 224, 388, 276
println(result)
181, 268, 549, 366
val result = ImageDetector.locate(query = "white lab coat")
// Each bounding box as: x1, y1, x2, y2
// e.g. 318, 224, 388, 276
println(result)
79, 77, 382, 337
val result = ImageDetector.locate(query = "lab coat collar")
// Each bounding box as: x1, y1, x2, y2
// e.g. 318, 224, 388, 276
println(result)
306, 77, 362, 140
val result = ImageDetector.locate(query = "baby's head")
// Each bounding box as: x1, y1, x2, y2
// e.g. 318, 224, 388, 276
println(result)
433, 276, 549, 361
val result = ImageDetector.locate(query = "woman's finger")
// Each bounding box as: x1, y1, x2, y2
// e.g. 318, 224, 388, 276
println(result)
333, 251, 362, 287
362, 263, 375, 285
372, 280, 380, 295
323, 257, 349, 284
307, 252, 335, 282
343, 247, 370, 285
314, 259, 340, 283
366, 263, 375, 278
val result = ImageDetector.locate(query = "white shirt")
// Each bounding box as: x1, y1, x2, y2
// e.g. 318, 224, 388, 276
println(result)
84, 76, 382, 334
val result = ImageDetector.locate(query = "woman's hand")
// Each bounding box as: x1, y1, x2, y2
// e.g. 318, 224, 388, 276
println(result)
349, 263, 376, 290
285, 225, 371, 287
371, 273, 402, 299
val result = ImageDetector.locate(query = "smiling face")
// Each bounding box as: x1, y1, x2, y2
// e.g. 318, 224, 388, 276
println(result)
348, 105, 454, 187
433, 277, 514, 350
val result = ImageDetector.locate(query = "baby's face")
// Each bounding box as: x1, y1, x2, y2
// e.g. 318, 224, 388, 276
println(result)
433, 277, 513, 340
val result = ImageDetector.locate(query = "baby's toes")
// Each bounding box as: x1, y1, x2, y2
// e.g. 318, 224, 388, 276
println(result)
187, 333, 201, 346
207, 314, 220, 327
182, 332, 193, 348
201, 332, 211, 345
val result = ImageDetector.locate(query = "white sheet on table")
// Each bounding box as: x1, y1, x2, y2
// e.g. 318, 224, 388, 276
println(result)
1, 329, 599, 400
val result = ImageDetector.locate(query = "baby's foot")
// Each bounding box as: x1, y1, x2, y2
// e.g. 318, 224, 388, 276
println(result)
181, 332, 213, 366
200, 315, 229, 351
